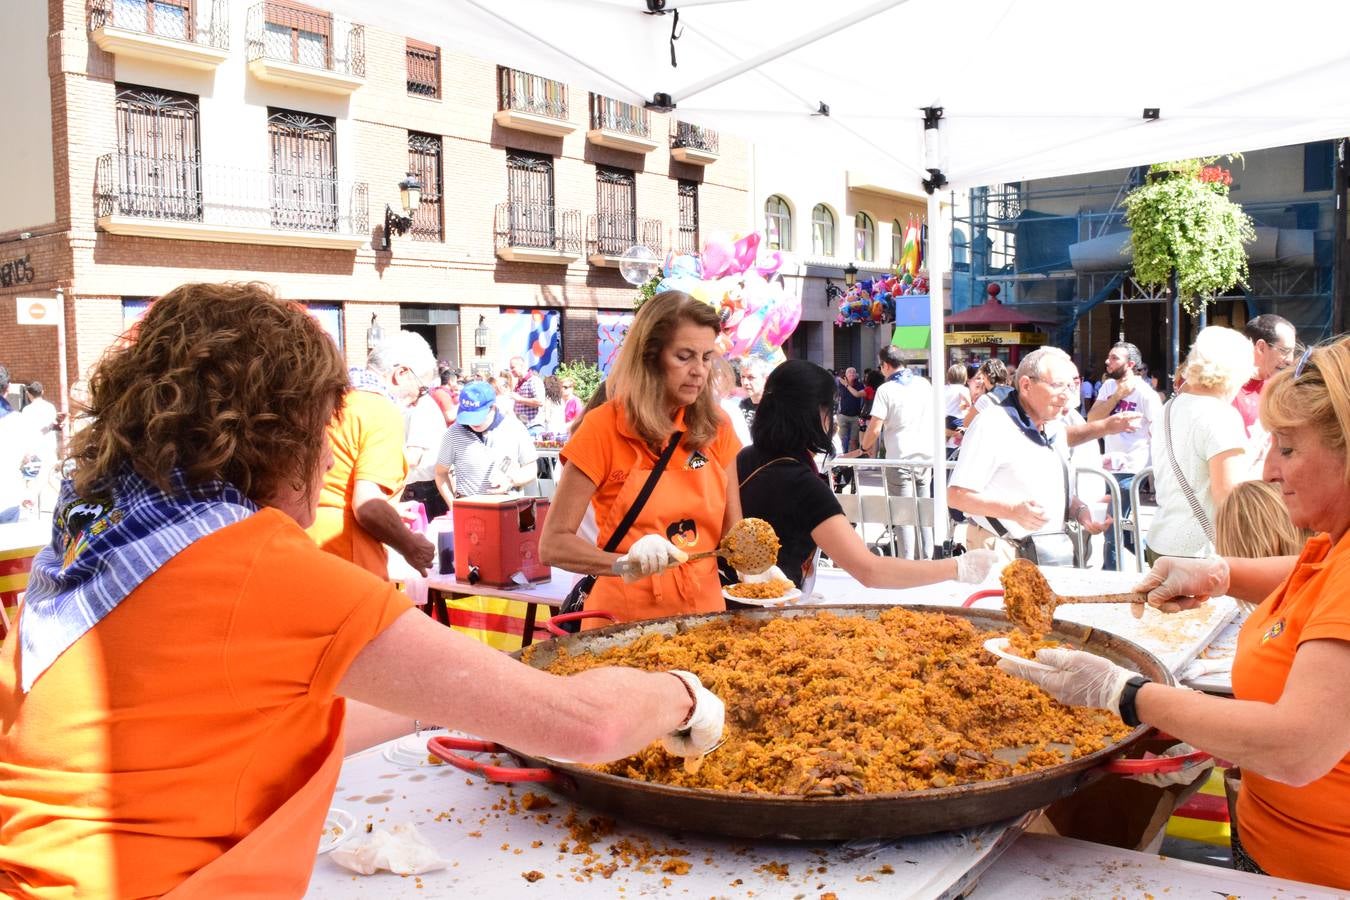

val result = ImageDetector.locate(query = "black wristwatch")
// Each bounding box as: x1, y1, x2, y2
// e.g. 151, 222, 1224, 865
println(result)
1118, 675, 1151, 727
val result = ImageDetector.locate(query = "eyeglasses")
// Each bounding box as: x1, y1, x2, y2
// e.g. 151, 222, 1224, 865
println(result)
1036, 378, 1075, 395
1272, 343, 1297, 361
1293, 345, 1315, 379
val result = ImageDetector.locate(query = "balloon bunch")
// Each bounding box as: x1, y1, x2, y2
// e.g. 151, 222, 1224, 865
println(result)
653, 232, 801, 362
834, 270, 931, 326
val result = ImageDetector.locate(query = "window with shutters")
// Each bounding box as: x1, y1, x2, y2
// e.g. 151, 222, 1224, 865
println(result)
108, 0, 193, 39
408, 132, 442, 240
595, 166, 636, 256
261, 0, 331, 68
505, 149, 556, 247
854, 212, 875, 262
812, 203, 835, 256
677, 180, 699, 255
406, 39, 440, 98
892, 219, 904, 266
113, 83, 202, 221
764, 195, 792, 251
267, 108, 337, 231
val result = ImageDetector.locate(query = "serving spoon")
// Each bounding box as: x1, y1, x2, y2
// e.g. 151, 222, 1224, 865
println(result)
681, 517, 780, 575
1000, 558, 1146, 634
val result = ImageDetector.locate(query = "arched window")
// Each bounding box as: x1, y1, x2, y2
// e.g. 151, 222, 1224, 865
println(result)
811, 203, 835, 256
854, 212, 875, 262
891, 219, 904, 266
764, 195, 792, 251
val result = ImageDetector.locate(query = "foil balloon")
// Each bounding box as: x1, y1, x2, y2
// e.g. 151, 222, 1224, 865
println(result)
731, 232, 760, 274
700, 235, 736, 279
761, 291, 802, 348
754, 249, 784, 279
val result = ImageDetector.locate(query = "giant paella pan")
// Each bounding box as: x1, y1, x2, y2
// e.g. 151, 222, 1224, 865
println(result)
429, 604, 1196, 840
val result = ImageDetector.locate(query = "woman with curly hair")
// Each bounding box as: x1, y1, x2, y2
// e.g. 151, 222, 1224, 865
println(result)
0, 283, 723, 897
540, 290, 742, 625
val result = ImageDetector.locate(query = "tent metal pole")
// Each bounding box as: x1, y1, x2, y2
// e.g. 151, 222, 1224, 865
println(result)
926, 188, 949, 545
669, 0, 911, 105
1168, 269, 1181, 385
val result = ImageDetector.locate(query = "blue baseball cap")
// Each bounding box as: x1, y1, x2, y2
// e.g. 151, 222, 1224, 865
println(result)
457, 380, 497, 427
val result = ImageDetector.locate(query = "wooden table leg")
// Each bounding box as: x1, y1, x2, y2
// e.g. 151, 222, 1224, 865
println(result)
426, 587, 449, 626
521, 601, 539, 648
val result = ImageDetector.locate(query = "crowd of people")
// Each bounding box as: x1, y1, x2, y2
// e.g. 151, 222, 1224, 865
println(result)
0, 282, 1346, 894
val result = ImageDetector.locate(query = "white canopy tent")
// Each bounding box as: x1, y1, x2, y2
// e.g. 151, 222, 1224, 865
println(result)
328, 0, 1350, 542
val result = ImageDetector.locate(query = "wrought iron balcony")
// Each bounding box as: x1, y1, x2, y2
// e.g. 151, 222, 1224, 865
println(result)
587, 95, 657, 153
587, 213, 662, 265
95, 151, 369, 250
89, 0, 229, 69
675, 226, 699, 256
670, 121, 720, 165
495, 67, 575, 137
494, 201, 583, 264
245, 2, 365, 94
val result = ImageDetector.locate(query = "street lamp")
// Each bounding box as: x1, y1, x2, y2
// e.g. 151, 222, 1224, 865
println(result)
380, 172, 423, 251
843, 262, 858, 287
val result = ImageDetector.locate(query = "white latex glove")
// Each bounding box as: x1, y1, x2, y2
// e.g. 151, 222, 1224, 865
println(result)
1134, 555, 1229, 612
997, 647, 1136, 714
736, 564, 788, 584
662, 670, 725, 757
954, 549, 998, 584
1129, 743, 1215, 788
613, 534, 689, 582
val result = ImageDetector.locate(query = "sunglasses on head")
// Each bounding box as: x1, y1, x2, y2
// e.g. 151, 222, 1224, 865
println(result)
1294, 345, 1316, 379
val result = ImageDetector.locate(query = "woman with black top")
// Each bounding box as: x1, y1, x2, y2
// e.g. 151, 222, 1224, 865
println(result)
736, 360, 996, 595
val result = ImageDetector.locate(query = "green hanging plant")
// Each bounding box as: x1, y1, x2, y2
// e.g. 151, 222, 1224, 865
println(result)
1123, 156, 1256, 317
633, 273, 662, 313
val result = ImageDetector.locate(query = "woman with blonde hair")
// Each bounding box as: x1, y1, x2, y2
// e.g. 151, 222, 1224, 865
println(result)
1000, 335, 1350, 890
0, 284, 723, 896
1215, 479, 1314, 561
540, 291, 742, 625
1145, 325, 1253, 561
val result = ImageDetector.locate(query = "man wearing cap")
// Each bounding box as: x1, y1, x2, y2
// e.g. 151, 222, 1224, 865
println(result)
434, 380, 539, 508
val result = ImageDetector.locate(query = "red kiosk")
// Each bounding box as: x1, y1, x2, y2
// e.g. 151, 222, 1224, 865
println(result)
943, 284, 1056, 371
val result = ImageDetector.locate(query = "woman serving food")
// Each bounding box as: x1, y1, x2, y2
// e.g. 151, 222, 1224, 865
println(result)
736, 360, 995, 595
0, 283, 724, 897
998, 335, 1350, 890
540, 291, 745, 625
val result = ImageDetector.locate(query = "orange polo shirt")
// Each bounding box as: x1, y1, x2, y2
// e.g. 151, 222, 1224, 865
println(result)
1232, 531, 1350, 889
306, 389, 409, 577
0, 509, 412, 898
562, 401, 738, 624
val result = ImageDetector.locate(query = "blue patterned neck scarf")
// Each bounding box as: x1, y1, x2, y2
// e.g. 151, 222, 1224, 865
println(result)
18, 468, 256, 692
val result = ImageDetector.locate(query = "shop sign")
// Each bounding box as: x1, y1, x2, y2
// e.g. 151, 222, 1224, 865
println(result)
944, 331, 1048, 346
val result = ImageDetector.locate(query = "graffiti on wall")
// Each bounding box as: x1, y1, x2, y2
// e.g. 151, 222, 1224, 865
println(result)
0, 254, 35, 288
597, 311, 633, 376
500, 308, 560, 374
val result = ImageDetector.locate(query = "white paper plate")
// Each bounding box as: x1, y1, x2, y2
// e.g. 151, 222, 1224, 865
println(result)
983, 637, 1055, 672
722, 586, 802, 607
318, 807, 355, 854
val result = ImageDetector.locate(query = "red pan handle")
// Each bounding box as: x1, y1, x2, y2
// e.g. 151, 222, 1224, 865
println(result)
1102, 747, 1212, 775
545, 611, 617, 636
962, 589, 1004, 608
426, 735, 558, 783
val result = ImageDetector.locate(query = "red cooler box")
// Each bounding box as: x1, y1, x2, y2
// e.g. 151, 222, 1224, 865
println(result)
452, 495, 551, 587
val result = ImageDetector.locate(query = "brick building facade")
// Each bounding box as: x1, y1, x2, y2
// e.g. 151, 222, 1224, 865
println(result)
0, 0, 751, 404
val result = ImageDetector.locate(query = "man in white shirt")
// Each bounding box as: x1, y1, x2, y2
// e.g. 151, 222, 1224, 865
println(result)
1087, 342, 1162, 570
861, 345, 936, 559
949, 347, 1111, 563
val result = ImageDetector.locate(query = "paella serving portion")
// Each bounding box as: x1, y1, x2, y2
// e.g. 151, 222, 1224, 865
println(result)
529, 607, 1132, 798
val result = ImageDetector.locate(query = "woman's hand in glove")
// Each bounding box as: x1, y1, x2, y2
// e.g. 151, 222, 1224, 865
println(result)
1134, 555, 1229, 612
661, 670, 725, 757
613, 534, 688, 582
1129, 743, 1214, 788
954, 549, 998, 584
997, 648, 1136, 714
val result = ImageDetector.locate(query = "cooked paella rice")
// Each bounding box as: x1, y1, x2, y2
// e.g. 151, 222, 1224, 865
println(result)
725, 579, 795, 600
530, 609, 1131, 796
1001, 559, 1055, 636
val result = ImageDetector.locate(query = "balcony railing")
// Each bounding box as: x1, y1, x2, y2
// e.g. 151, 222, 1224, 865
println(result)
246, 1, 365, 78
671, 121, 719, 155
675, 226, 699, 256
498, 67, 568, 120
494, 201, 582, 255
590, 94, 649, 138
587, 213, 662, 258
90, 0, 229, 49
96, 151, 369, 236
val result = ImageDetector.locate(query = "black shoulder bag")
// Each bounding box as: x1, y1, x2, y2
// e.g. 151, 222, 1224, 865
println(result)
556, 429, 684, 632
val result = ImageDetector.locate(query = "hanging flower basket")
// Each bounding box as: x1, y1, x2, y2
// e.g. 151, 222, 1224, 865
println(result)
1123, 156, 1256, 317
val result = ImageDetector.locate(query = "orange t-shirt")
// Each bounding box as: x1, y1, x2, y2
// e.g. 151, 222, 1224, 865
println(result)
561, 400, 738, 624
306, 389, 409, 577
0, 509, 412, 898
1232, 531, 1350, 889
